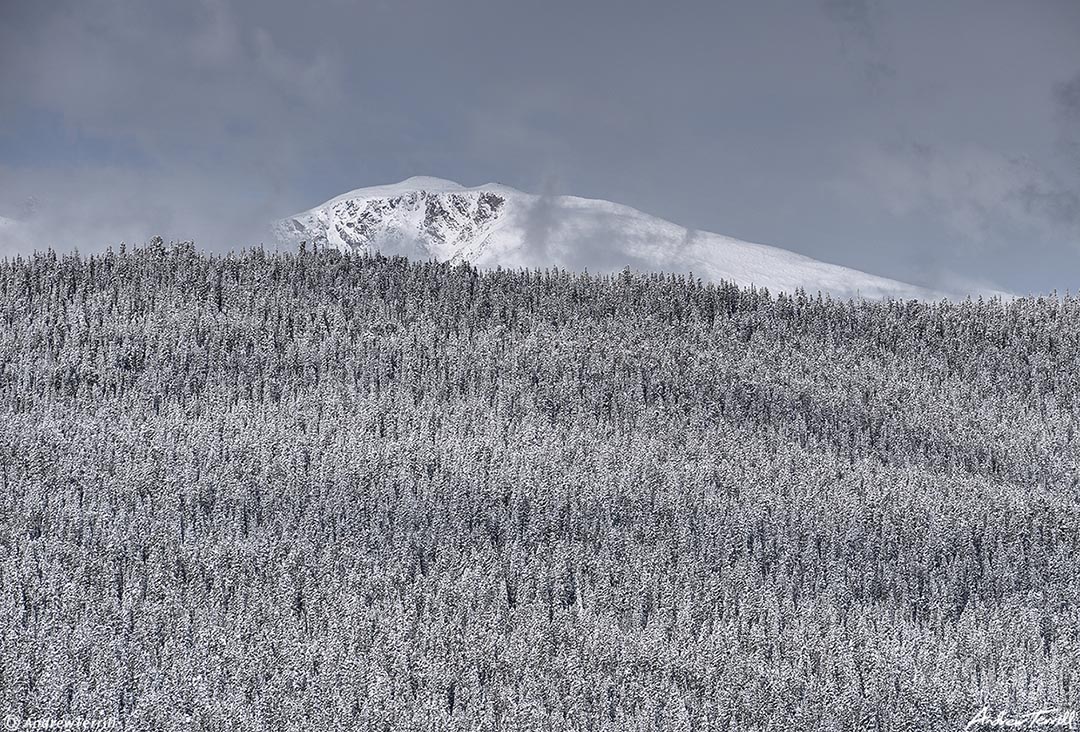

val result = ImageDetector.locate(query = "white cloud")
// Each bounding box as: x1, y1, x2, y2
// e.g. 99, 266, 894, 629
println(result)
0, 163, 285, 254
848, 142, 1080, 247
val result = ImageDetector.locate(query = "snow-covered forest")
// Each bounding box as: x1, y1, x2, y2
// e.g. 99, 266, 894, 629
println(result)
1, 241, 1078, 730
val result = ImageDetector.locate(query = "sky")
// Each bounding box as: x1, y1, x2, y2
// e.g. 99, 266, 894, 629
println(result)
0, 0, 1077, 295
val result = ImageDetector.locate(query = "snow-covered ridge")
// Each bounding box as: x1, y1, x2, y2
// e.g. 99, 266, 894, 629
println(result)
274, 176, 944, 300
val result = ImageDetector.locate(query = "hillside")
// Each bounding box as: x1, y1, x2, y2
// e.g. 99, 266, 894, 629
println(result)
0, 245, 1077, 730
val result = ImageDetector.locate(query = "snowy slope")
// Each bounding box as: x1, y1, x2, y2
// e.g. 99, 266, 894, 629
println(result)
274, 176, 943, 300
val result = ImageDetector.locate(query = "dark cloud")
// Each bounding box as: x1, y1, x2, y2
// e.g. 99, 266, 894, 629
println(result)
1055, 72, 1080, 167
819, 0, 897, 92
1056, 73, 1080, 124
821, 0, 874, 32
1017, 182, 1080, 229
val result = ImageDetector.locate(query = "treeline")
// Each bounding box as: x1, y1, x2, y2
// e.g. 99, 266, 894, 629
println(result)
0, 241, 1078, 731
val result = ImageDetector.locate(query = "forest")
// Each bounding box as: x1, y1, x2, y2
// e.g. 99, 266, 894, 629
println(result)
1, 240, 1078, 731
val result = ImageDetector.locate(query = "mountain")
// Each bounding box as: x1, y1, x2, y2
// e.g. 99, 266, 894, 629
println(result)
274, 176, 942, 300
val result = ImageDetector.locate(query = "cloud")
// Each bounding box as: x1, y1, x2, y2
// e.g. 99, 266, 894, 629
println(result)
1056, 73, 1080, 124
1, 0, 1078, 293
0, 163, 283, 254
0, 0, 354, 251
1054, 72, 1080, 164
850, 142, 1080, 247
819, 0, 897, 92
2, 1, 348, 175
519, 175, 563, 263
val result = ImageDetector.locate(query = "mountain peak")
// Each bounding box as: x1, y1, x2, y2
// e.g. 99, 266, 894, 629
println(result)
275, 179, 944, 300
390, 175, 467, 192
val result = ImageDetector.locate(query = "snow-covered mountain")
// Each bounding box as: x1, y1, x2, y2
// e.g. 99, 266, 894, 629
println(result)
274, 176, 941, 300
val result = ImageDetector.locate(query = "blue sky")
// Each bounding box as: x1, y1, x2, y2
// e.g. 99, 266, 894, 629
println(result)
0, 0, 1078, 294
